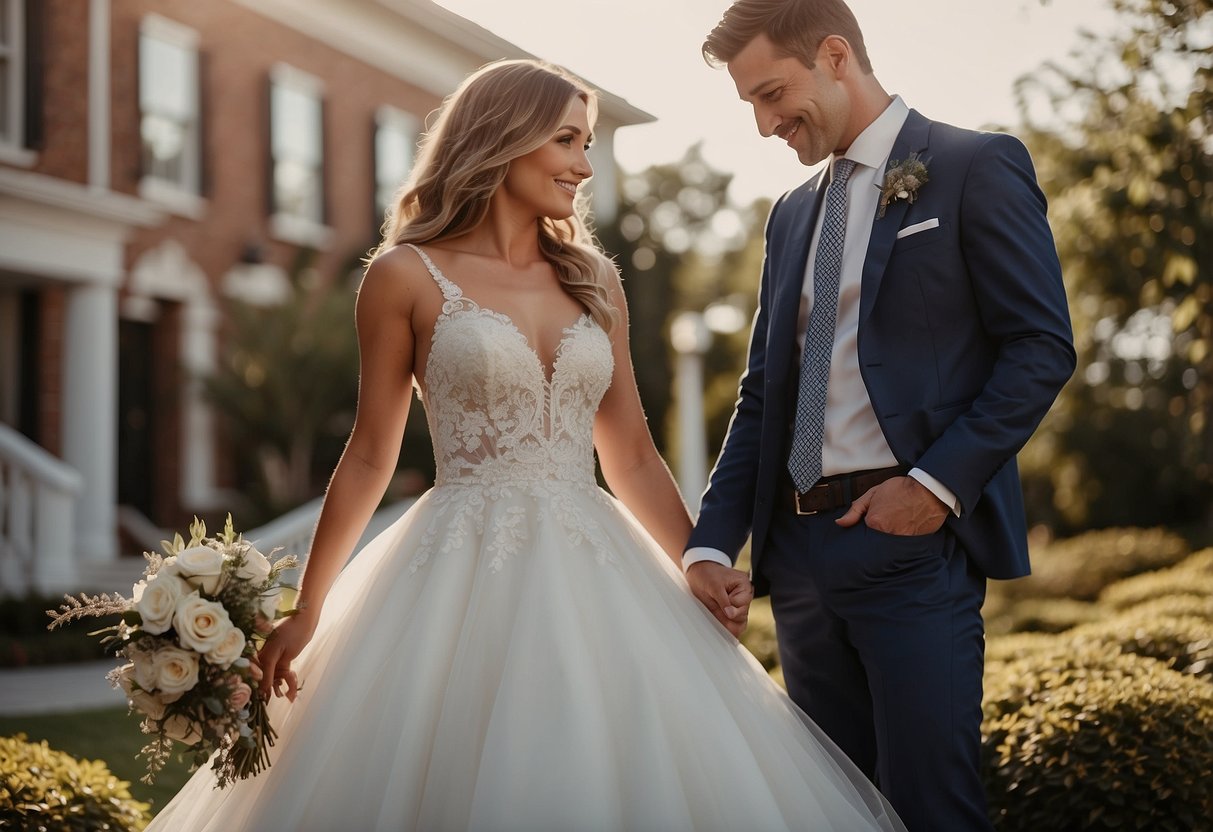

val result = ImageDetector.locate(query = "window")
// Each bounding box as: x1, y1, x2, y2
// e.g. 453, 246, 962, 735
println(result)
374, 106, 418, 225
0, 0, 25, 149
139, 15, 201, 196
270, 64, 324, 228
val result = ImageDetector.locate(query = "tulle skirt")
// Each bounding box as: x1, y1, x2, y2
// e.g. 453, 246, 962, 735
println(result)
147, 480, 903, 831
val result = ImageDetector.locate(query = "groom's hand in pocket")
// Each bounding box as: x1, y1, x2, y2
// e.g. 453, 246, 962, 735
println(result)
836, 476, 948, 536
687, 562, 754, 638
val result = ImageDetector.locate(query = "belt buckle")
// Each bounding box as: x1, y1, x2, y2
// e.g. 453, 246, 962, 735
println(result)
794, 488, 822, 516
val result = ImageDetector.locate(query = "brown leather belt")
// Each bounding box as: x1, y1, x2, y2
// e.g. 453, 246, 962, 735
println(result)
793, 466, 906, 515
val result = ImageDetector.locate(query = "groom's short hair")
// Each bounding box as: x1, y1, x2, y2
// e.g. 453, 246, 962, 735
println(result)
703, 0, 873, 74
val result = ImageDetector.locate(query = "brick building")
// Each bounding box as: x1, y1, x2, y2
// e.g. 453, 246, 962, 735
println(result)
0, 0, 652, 593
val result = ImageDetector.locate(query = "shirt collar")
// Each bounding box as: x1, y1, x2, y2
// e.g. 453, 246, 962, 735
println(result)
833, 95, 910, 174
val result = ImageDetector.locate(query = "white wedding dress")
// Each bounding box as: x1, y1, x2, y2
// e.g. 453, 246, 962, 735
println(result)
147, 245, 904, 832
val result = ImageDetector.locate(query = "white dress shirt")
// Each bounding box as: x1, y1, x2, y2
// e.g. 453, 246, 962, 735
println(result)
685, 96, 959, 572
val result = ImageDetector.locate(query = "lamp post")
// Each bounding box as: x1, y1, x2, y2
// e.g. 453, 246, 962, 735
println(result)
670, 311, 712, 514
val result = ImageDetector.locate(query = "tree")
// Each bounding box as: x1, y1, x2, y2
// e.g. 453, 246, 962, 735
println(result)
598, 144, 768, 465
1015, 0, 1213, 532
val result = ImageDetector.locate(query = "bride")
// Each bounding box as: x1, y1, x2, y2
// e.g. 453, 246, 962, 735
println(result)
147, 59, 905, 831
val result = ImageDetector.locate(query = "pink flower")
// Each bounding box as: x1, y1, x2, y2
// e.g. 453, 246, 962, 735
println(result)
229, 681, 253, 711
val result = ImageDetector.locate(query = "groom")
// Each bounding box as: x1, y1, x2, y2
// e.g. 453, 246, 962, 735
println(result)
684, 1, 1075, 829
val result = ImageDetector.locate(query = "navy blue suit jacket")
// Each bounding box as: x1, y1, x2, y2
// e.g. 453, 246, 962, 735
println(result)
687, 110, 1076, 591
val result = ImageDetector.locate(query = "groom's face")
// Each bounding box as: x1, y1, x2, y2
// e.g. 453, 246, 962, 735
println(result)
728, 34, 850, 167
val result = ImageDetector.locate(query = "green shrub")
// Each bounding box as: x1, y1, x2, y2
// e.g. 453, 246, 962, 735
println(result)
740, 598, 779, 671
982, 645, 1213, 831
1099, 549, 1213, 610
984, 597, 1105, 636
997, 527, 1190, 603
985, 632, 1060, 664
0, 733, 149, 831
1069, 611, 1213, 682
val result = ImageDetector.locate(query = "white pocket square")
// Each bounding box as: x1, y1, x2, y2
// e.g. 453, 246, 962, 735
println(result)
896, 218, 940, 239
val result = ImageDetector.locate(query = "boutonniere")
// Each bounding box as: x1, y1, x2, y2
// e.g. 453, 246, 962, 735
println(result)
878, 153, 929, 218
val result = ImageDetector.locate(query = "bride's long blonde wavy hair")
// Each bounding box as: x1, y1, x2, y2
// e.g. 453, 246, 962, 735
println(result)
371, 59, 619, 332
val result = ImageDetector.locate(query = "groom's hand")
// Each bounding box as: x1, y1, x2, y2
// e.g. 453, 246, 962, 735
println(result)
836, 476, 948, 535
686, 561, 754, 638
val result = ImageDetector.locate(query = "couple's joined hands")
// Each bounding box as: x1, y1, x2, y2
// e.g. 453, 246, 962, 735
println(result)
688, 477, 949, 636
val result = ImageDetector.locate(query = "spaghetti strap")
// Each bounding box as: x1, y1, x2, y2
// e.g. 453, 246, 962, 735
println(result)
403, 243, 463, 303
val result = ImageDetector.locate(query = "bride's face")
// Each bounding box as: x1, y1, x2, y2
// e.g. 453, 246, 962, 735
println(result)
498, 96, 594, 221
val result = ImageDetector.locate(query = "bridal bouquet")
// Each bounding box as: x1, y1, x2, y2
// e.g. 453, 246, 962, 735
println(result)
46, 516, 299, 788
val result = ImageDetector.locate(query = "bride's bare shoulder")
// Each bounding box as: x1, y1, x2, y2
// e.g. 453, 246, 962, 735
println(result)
358, 244, 435, 312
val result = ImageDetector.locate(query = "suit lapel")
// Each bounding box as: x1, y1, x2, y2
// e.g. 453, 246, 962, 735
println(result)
770, 173, 828, 369
858, 110, 931, 328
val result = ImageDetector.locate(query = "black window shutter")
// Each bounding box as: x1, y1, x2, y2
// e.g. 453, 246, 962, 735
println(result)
22, 0, 44, 149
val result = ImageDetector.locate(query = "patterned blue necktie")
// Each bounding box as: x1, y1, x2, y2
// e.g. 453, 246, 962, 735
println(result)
788, 158, 857, 492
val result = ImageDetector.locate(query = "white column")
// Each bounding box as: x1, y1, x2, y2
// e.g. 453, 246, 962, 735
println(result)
88, 0, 111, 190
180, 298, 221, 508
62, 282, 119, 561
670, 312, 712, 515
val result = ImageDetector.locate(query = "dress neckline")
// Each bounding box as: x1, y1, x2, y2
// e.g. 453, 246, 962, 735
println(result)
404, 243, 594, 386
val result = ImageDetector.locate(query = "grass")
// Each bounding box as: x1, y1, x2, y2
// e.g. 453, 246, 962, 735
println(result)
0, 707, 192, 813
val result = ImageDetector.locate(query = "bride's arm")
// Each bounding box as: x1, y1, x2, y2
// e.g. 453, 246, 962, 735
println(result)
592, 266, 694, 568
255, 249, 420, 699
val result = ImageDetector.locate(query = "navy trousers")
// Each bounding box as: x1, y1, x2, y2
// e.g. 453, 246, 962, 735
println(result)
761, 496, 993, 832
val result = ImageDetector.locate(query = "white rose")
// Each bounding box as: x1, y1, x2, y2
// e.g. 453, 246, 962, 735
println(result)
116, 665, 167, 720
174, 593, 234, 655
236, 544, 272, 583
133, 574, 187, 635
259, 586, 283, 621
152, 645, 200, 700
125, 645, 159, 691
158, 556, 180, 577
175, 545, 227, 594
205, 625, 246, 669
161, 713, 203, 745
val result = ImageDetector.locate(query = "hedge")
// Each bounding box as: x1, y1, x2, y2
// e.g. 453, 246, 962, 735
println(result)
0, 734, 149, 831
982, 645, 1213, 831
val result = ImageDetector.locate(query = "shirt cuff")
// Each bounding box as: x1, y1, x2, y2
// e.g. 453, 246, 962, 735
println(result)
682, 546, 734, 572
908, 467, 961, 517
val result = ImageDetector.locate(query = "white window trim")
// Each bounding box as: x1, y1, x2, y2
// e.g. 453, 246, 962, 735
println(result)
268, 63, 328, 244
137, 176, 207, 220
0, 0, 29, 157
138, 13, 202, 198
269, 211, 334, 250
374, 104, 418, 213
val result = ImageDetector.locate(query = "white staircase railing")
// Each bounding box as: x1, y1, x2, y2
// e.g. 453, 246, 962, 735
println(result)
0, 423, 83, 596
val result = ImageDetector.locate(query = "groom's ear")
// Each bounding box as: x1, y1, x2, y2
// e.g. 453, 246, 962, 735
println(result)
818, 35, 851, 79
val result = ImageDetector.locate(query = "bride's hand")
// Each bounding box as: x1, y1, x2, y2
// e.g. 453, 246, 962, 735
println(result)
253, 609, 318, 702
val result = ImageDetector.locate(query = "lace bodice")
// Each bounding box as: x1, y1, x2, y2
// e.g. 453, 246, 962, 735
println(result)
407, 244, 614, 488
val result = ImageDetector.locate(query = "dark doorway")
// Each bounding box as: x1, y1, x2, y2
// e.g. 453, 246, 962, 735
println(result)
118, 319, 156, 519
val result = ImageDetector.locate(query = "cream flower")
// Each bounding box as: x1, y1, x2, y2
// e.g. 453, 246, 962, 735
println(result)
259, 586, 283, 622
133, 573, 188, 635
152, 645, 200, 700
206, 625, 247, 669
175, 544, 227, 594
116, 664, 167, 720
174, 592, 235, 655
235, 544, 272, 583
161, 713, 203, 745
126, 645, 159, 692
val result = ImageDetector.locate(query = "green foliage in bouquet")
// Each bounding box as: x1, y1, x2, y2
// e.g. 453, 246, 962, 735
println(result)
981, 644, 1213, 831
999, 527, 1191, 603
0, 734, 149, 831
46, 516, 300, 788
1098, 548, 1213, 610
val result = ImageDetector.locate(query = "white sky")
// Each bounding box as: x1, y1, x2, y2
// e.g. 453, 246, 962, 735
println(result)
436, 0, 1121, 205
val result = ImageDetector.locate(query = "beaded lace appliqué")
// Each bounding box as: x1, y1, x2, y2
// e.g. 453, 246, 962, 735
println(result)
402, 244, 617, 574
